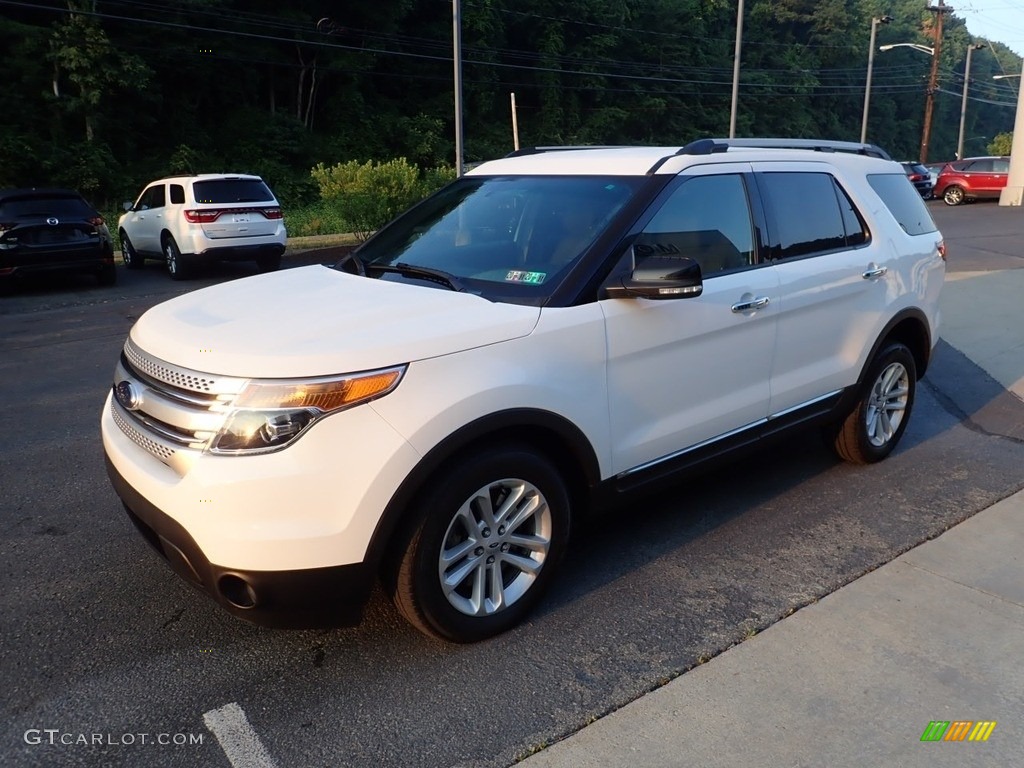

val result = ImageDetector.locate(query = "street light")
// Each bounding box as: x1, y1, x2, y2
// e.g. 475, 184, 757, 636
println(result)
958, 44, 987, 161
879, 43, 935, 56
879, 43, 938, 162
861, 15, 893, 143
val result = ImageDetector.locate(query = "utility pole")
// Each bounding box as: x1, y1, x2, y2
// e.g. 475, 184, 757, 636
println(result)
453, 0, 464, 177
920, 2, 950, 163
729, 0, 745, 138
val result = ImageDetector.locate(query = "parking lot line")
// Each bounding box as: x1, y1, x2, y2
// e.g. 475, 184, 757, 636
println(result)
203, 702, 279, 768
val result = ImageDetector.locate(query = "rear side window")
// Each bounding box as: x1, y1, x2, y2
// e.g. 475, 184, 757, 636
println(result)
867, 173, 938, 236
757, 172, 868, 260
192, 179, 275, 204
170, 184, 186, 205
0, 194, 94, 218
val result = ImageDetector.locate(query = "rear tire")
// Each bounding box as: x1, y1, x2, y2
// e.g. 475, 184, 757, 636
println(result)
256, 254, 282, 273
833, 343, 916, 465
389, 445, 571, 642
97, 263, 117, 286
164, 236, 189, 280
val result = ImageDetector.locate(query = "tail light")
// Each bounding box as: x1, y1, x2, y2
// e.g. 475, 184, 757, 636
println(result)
184, 208, 283, 223
938, 240, 946, 261
184, 209, 220, 223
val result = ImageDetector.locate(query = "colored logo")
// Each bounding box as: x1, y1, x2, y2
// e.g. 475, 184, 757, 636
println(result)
921, 721, 996, 742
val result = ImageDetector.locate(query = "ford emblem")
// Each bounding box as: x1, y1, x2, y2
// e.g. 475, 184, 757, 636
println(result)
114, 381, 142, 411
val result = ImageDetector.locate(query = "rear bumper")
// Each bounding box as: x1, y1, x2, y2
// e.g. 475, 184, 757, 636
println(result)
0, 246, 114, 276
194, 242, 286, 261
105, 455, 375, 629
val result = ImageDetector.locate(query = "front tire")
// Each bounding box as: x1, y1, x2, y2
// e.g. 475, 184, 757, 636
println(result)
389, 446, 571, 642
163, 236, 189, 280
833, 343, 916, 465
943, 185, 966, 206
120, 231, 143, 269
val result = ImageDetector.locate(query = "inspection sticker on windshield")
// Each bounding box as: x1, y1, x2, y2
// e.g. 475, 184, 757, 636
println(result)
505, 270, 546, 284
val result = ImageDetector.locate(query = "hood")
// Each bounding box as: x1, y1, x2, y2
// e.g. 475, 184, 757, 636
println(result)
130, 266, 540, 377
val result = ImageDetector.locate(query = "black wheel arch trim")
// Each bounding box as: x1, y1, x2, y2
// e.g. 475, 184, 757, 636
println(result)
363, 407, 601, 571
832, 307, 933, 418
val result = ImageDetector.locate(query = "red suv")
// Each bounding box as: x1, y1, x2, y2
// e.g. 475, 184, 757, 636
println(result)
934, 156, 1009, 206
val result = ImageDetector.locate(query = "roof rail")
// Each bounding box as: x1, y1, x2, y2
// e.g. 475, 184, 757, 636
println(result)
504, 145, 626, 158
678, 138, 893, 161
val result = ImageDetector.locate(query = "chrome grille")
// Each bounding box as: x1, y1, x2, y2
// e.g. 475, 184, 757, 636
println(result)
112, 340, 247, 473
122, 339, 231, 393
111, 401, 176, 462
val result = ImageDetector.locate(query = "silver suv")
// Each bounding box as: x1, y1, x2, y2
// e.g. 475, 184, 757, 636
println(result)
118, 174, 286, 279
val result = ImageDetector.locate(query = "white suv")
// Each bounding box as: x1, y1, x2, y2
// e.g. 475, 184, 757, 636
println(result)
118, 173, 286, 279
102, 139, 945, 642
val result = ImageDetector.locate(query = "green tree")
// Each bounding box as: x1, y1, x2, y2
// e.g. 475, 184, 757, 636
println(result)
48, 1, 150, 143
989, 132, 1013, 155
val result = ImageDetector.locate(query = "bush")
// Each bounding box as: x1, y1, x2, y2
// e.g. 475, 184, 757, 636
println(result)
283, 200, 350, 238
311, 158, 455, 240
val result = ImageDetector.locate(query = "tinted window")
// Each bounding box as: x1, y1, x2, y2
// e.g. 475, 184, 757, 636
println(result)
138, 185, 165, 210
0, 193, 94, 218
836, 185, 869, 246
193, 179, 275, 204
867, 173, 938, 236
637, 174, 754, 275
993, 159, 1010, 174
964, 159, 993, 173
758, 172, 859, 259
170, 184, 186, 205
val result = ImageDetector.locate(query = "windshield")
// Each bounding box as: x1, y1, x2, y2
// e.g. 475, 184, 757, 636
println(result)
343, 175, 642, 303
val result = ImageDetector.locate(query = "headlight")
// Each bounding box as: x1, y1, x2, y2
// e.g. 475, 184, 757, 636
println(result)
208, 366, 405, 454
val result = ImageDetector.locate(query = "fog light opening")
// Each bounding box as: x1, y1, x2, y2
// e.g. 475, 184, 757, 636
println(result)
218, 574, 258, 609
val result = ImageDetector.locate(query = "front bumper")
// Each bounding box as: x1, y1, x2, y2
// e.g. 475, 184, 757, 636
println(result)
106, 455, 374, 628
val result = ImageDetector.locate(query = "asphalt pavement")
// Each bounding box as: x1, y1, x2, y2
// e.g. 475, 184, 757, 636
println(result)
519, 201, 1024, 768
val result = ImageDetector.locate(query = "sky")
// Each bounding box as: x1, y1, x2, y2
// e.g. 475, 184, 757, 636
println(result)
953, 0, 1024, 60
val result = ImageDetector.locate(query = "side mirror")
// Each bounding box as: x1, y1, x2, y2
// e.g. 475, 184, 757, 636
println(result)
604, 253, 703, 300
123, 201, 133, 212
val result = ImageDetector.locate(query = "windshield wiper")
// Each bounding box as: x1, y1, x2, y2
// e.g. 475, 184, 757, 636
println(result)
369, 262, 466, 292
335, 250, 366, 276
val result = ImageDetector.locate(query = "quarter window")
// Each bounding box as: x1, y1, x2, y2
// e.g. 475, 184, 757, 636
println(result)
867, 173, 938, 236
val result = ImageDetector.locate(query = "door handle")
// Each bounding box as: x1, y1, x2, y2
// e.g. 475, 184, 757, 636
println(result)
731, 296, 770, 313
862, 266, 887, 279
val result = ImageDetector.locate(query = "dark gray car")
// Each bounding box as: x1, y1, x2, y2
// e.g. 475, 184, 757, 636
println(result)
0, 188, 116, 289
